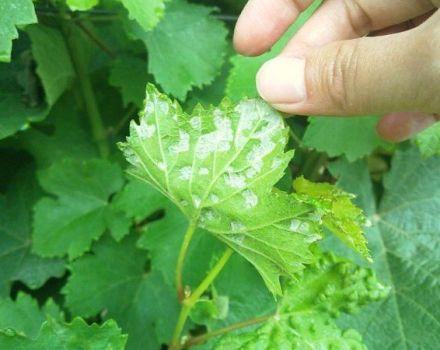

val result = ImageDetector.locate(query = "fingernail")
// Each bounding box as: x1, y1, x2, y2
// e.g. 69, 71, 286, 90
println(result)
257, 57, 306, 104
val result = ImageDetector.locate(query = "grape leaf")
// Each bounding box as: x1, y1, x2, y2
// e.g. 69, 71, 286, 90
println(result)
120, 85, 369, 295
416, 121, 440, 157
0, 167, 65, 296
328, 147, 440, 349
225, 0, 322, 101
0, 0, 37, 63
126, 0, 228, 100
0, 317, 126, 349
0, 60, 49, 140
118, 0, 167, 31
66, 0, 99, 11
109, 57, 150, 108
302, 116, 391, 161
293, 176, 370, 260
63, 234, 179, 350
26, 25, 75, 107
212, 253, 388, 350
32, 159, 124, 259
19, 95, 97, 169
0, 293, 56, 338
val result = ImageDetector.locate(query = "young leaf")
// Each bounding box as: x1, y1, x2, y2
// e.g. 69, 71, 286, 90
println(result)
33, 159, 124, 259
126, 0, 228, 100
0, 0, 37, 62
212, 253, 388, 350
302, 116, 392, 162
328, 148, 440, 349
63, 235, 179, 350
293, 176, 371, 261
120, 85, 369, 294
0, 167, 65, 296
118, 0, 167, 31
415, 121, 440, 157
66, 0, 99, 11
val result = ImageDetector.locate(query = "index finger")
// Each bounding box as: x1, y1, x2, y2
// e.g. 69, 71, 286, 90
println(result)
233, 0, 315, 56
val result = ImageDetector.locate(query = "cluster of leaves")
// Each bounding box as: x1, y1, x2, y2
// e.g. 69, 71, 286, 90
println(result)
1, 0, 440, 349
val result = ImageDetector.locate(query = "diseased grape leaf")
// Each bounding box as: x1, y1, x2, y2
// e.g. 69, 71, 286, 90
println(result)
212, 253, 388, 350
126, 0, 228, 100
120, 85, 369, 295
63, 234, 179, 350
0, 167, 65, 297
302, 116, 392, 162
0, 0, 37, 63
26, 25, 75, 107
327, 147, 440, 349
225, 0, 322, 101
416, 121, 440, 157
118, 0, 167, 31
32, 159, 124, 259
109, 57, 150, 108
66, 0, 99, 11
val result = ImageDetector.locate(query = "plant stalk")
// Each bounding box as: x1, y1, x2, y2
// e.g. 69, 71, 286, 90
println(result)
183, 313, 274, 348
170, 247, 234, 350
61, 20, 110, 158
176, 220, 198, 302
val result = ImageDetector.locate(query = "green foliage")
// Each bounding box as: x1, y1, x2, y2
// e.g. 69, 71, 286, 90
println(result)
120, 85, 368, 295
302, 116, 392, 161
0, 0, 37, 62
327, 147, 440, 349
416, 122, 440, 157
213, 253, 388, 349
1, 1, 438, 349
33, 159, 124, 259
126, 0, 228, 99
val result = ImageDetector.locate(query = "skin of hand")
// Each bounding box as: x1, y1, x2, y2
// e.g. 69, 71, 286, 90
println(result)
234, 0, 440, 141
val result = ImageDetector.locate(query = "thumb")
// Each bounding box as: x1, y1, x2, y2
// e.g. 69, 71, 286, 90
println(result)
256, 27, 440, 116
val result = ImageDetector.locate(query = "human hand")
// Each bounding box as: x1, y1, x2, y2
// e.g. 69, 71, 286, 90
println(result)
234, 0, 440, 141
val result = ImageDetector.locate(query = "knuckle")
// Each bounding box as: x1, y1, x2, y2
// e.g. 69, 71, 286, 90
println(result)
319, 41, 361, 113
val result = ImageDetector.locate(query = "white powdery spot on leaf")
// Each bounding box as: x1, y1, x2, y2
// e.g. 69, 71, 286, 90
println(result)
209, 194, 219, 204
200, 208, 216, 222
230, 221, 246, 232
193, 195, 201, 208
242, 189, 258, 208
179, 166, 192, 180
190, 116, 202, 129
136, 120, 156, 138
271, 157, 282, 170
158, 162, 167, 171
195, 111, 233, 159
169, 130, 190, 154
198, 168, 209, 175
224, 172, 247, 189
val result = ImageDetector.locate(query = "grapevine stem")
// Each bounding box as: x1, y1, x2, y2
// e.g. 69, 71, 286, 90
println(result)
170, 247, 234, 350
176, 221, 198, 302
61, 19, 110, 158
183, 313, 274, 348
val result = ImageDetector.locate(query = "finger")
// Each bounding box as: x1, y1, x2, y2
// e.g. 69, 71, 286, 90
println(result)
256, 21, 440, 116
283, 0, 435, 51
233, 0, 315, 56
377, 112, 440, 142
371, 11, 435, 36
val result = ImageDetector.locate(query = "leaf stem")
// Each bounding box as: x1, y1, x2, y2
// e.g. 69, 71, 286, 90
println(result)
75, 20, 116, 58
170, 247, 234, 350
183, 313, 274, 348
61, 20, 110, 158
176, 220, 198, 302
